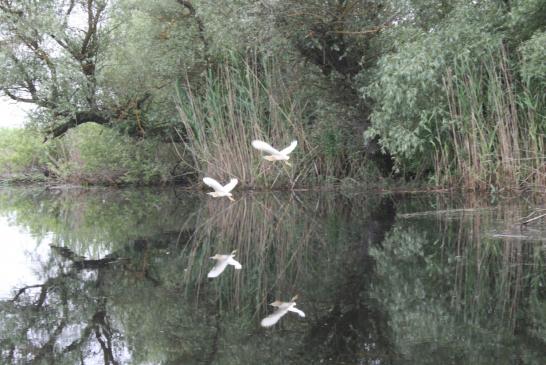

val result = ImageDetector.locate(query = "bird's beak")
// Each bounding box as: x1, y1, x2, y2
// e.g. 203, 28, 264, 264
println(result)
284, 161, 292, 167
228, 196, 235, 202
291, 295, 298, 301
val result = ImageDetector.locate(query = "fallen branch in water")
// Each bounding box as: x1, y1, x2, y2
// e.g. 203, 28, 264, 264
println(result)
520, 213, 546, 226
398, 208, 491, 218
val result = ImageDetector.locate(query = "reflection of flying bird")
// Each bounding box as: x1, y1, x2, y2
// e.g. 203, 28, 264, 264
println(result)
260, 295, 305, 327
203, 177, 238, 201
207, 250, 242, 278
251, 140, 298, 166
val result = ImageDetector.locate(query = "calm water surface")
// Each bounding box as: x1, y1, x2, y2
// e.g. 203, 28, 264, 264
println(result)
0, 187, 544, 364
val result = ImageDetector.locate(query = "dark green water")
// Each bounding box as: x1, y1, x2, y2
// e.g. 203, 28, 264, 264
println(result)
0, 187, 544, 364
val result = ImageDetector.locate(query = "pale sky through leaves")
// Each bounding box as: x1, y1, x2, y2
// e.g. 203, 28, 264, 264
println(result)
0, 97, 32, 128
0, 8, 87, 129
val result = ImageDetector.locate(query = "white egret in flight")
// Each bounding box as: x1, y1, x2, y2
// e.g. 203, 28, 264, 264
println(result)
260, 295, 305, 327
251, 140, 298, 166
203, 177, 238, 201
207, 250, 242, 278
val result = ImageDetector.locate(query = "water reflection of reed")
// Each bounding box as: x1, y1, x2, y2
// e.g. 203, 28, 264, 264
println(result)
398, 193, 545, 332
446, 197, 545, 332
371, 194, 545, 363
182, 194, 379, 307
178, 192, 340, 316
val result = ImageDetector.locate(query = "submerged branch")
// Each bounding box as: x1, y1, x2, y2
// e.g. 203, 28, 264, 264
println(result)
520, 213, 546, 226
398, 208, 493, 218
50, 244, 118, 269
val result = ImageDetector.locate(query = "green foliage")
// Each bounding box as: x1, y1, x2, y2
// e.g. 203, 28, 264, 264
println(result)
0, 123, 177, 185
101, 0, 206, 133
519, 30, 546, 91
507, 0, 546, 43
361, 1, 545, 188
0, 128, 46, 175
1, 0, 544, 189
361, 2, 504, 172
47, 123, 176, 185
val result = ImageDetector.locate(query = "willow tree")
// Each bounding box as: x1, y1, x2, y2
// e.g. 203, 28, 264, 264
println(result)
0, 0, 210, 139
0, 0, 116, 137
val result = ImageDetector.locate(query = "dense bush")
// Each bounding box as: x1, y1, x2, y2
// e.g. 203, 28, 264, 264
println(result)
0, 124, 176, 185
47, 124, 176, 185
0, 128, 46, 176
360, 1, 546, 188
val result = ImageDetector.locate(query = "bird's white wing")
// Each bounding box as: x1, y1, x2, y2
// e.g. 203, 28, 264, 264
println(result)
260, 308, 288, 327
288, 306, 305, 317
228, 257, 242, 269
203, 177, 225, 193
207, 258, 230, 278
280, 140, 298, 155
222, 178, 238, 193
252, 140, 281, 155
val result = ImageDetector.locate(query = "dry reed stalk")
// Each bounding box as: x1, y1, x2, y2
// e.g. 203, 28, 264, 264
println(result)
439, 45, 544, 191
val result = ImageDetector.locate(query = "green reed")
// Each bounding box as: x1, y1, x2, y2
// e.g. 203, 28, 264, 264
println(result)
174, 53, 320, 189
438, 44, 546, 191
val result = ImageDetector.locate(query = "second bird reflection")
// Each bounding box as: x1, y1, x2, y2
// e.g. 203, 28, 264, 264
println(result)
260, 295, 305, 327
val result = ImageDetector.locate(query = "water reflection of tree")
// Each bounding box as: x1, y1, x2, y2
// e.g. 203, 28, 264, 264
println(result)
164, 192, 399, 364
0, 189, 400, 364
2, 189, 545, 364
0, 187, 199, 254
301, 197, 396, 363
1, 252, 121, 364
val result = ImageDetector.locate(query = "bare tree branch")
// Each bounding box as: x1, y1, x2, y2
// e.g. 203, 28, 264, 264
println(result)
11, 284, 45, 302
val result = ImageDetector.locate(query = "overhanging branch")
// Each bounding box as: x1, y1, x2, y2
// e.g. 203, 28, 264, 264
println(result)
46, 110, 110, 139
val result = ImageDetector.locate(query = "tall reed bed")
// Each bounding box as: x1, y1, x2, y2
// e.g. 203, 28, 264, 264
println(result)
174, 53, 320, 189
437, 45, 546, 191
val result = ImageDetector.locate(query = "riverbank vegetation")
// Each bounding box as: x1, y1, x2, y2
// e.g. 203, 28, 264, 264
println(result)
0, 0, 544, 191
0, 125, 176, 185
